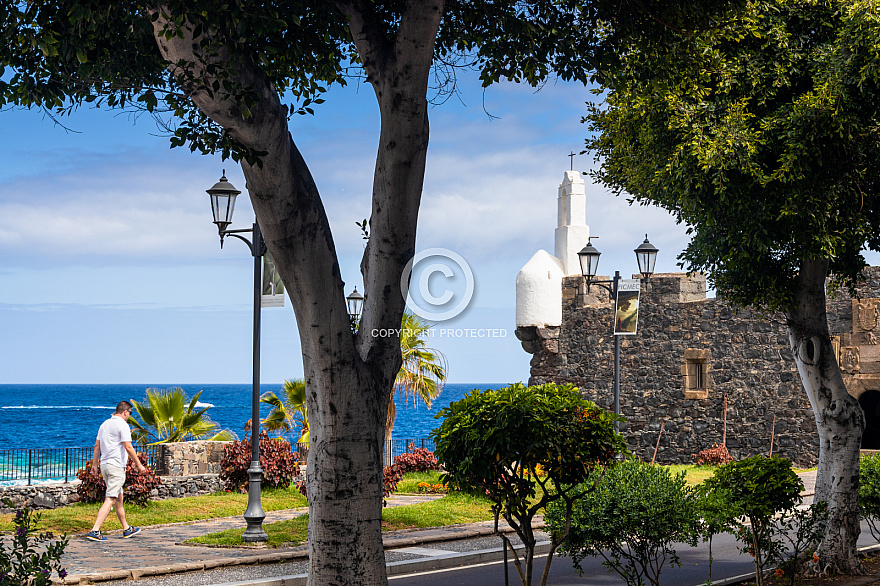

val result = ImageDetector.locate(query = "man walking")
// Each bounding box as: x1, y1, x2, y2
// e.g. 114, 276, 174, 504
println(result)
86, 400, 147, 542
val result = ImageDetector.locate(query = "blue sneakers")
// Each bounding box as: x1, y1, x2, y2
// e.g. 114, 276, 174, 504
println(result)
122, 526, 141, 538
86, 530, 107, 542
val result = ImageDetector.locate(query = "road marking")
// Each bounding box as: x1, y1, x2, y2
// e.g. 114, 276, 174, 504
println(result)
396, 547, 460, 557
389, 552, 551, 579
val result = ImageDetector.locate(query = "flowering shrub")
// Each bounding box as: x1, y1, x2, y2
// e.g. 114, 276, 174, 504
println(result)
220, 430, 299, 492
0, 500, 68, 586
416, 482, 447, 494
692, 443, 733, 466
393, 446, 439, 474
75, 452, 161, 506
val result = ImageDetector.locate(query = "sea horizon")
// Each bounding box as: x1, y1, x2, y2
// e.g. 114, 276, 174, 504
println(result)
0, 382, 511, 449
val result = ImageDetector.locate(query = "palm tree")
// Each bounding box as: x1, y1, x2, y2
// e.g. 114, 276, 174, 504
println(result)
129, 387, 234, 447
385, 312, 447, 461
262, 314, 445, 463
260, 378, 309, 444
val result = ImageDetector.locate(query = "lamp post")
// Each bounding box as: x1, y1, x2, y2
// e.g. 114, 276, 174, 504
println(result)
577, 235, 659, 428
206, 171, 268, 542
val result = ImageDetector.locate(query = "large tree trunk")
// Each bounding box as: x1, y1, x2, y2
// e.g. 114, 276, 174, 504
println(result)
150, 3, 442, 583
787, 258, 864, 575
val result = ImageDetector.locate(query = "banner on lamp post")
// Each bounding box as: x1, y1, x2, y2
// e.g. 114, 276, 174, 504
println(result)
261, 252, 285, 308
614, 279, 641, 335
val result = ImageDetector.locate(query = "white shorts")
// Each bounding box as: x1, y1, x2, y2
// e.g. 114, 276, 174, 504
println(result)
101, 463, 126, 498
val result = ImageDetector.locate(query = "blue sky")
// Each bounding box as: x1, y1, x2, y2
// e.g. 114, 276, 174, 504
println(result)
0, 69, 697, 384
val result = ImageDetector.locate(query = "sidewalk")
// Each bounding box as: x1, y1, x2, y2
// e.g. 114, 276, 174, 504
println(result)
53, 471, 820, 585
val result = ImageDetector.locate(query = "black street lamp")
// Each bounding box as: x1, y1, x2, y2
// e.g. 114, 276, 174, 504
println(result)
577, 235, 659, 428
206, 171, 267, 542
346, 288, 364, 328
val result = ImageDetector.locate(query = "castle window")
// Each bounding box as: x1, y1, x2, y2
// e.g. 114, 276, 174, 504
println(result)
682, 349, 711, 399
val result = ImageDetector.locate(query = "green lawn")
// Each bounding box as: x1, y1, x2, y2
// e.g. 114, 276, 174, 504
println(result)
0, 486, 308, 535
187, 491, 496, 547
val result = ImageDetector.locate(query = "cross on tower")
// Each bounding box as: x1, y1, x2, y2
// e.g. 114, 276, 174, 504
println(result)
569, 151, 577, 170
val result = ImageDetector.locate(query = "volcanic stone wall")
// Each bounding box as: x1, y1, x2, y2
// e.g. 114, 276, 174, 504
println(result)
516, 267, 880, 467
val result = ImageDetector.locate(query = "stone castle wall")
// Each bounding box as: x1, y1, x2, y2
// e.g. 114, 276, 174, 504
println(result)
516, 267, 880, 467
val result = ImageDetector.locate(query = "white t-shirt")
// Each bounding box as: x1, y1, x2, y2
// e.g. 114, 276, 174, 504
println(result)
96, 415, 133, 469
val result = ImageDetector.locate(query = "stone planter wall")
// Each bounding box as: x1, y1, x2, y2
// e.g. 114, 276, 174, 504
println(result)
0, 474, 228, 513
156, 440, 229, 476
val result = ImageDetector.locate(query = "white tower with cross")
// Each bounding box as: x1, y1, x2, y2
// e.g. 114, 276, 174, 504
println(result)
516, 171, 590, 328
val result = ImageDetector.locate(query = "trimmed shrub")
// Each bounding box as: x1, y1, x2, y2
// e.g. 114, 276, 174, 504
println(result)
0, 500, 69, 585
393, 445, 439, 474
548, 459, 700, 586
692, 443, 733, 466
75, 453, 161, 506
702, 455, 803, 586
219, 430, 299, 492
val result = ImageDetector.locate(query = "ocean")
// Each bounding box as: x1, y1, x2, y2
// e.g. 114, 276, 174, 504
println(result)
0, 383, 508, 449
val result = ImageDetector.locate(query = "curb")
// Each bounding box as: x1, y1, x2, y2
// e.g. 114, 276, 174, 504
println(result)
199, 541, 555, 586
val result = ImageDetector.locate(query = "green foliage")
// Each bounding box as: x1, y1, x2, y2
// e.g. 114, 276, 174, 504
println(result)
694, 483, 740, 583
703, 456, 803, 586
261, 379, 309, 444
432, 382, 626, 586
74, 453, 161, 507
219, 430, 299, 493
859, 452, 880, 541
548, 459, 700, 586
585, 0, 880, 311
0, 500, 68, 586
129, 387, 233, 447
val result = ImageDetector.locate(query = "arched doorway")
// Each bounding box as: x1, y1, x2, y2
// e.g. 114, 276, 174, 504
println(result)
860, 390, 880, 449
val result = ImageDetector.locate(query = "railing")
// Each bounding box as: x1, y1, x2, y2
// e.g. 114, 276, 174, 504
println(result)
0, 445, 162, 486
293, 438, 435, 467
0, 440, 434, 485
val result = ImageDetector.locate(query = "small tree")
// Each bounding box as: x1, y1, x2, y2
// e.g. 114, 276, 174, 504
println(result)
859, 452, 880, 541
702, 456, 803, 586
693, 483, 740, 584
432, 383, 626, 586
549, 459, 700, 586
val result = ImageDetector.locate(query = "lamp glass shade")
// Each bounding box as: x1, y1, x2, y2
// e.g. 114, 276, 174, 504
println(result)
577, 242, 601, 279
206, 173, 241, 230
634, 235, 659, 278
346, 288, 364, 321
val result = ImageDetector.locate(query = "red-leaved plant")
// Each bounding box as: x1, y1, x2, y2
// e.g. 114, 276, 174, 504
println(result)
393, 446, 439, 474
692, 442, 734, 466
75, 452, 161, 506
219, 429, 299, 492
